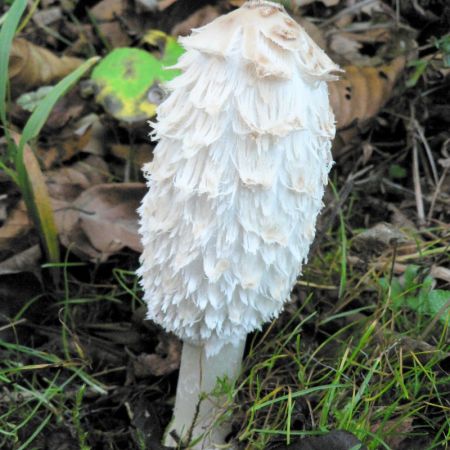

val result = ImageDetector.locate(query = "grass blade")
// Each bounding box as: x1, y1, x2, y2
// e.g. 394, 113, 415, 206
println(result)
18, 56, 99, 152
13, 57, 99, 274
22, 142, 60, 271
0, 0, 28, 127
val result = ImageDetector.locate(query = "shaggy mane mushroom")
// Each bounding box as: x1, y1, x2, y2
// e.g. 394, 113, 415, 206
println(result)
138, 1, 340, 448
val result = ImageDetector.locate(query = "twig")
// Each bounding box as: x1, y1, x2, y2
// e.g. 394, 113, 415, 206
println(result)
320, 0, 378, 28
0, 385, 110, 404
412, 138, 426, 226
415, 121, 439, 185
0, 318, 26, 332
408, 105, 426, 227
427, 167, 449, 223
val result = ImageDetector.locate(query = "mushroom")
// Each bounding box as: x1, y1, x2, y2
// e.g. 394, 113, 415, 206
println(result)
137, 1, 340, 448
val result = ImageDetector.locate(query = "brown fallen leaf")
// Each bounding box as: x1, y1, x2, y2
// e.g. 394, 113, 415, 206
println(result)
58, 183, 145, 261
157, 0, 178, 11
32, 6, 63, 27
72, 114, 108, 157
36, 120, 99, 169
133, 334, 182, 377
98, 22, 132, 48
328, 27, 392, 65
110, 143, 153, 168
90, 0, 125, 22
0, 155, 109, 260
47, 155, 110, 202
352, 222, 412, 256
330, 57, 406, 131
0, 201, 33, 253
9, 38, 83, 95
0, 245, 41, 276
171, 5, 221, 36
12, 87, 87, 135
430, 265, 450, 283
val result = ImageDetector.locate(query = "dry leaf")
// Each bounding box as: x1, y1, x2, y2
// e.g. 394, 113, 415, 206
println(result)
171, 5, 221, 36
9, 38, 83, 94
329, 28, 392, 65
430, 266, 450, 283
73, 114, 108, 156
110, 143, 153, 167
47, 156, 110, 202
14, 116, 105, 170
32, 6, 62, 27
158, 0, 178, 11
352, 222, 412, 256
0, 155, 110, 258
58, 183, 145, 261
90, 0, 125, 22
328, 34, 366, 63
330, 57, 405, 131
0, 201, 33, 253
12, 87, 86, 134
134, 334, 182, 377
98, 22, 132, 48
36, 124, 93, 169
0, 245, 41, 276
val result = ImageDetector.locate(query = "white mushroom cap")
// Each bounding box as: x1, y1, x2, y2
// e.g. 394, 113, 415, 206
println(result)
138, 0, 340, 356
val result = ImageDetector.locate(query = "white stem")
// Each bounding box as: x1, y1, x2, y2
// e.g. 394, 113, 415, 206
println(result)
164, 339, 246, 449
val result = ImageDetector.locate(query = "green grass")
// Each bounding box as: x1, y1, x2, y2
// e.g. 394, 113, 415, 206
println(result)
225, 223, 450, 450
0, 213, 448, 450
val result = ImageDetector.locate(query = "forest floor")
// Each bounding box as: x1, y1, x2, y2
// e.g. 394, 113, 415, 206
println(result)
0, 0, 449, 449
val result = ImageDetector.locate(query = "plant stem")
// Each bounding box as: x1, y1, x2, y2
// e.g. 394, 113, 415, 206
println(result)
164, 339, 246, 449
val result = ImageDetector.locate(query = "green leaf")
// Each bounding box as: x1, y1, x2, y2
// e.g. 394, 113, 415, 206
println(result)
428, 290, 450, 322
403, 265, 420, 291
0, 0, 28, 128
380, 265, 450, 325
388, 164, 407, 179
22, 143, 60, 271
91, 35, 184, 123
406, 59, 428, 88
436, 35, 450, 67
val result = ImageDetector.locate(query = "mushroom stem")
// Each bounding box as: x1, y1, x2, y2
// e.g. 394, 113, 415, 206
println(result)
164, 339, 246, 449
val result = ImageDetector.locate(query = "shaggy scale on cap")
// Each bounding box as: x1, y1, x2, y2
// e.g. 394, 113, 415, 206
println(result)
138, 0, 340, 356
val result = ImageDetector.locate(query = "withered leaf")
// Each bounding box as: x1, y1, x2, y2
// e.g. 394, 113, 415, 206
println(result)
58, 183, 145, 261
0, 245, 41, 276
330, 57, 405, 131
0, 201, 33, 253
134, 334, 182, 378
9, 38, 83, 95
